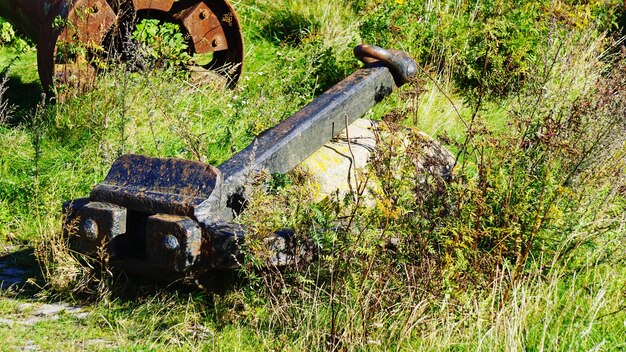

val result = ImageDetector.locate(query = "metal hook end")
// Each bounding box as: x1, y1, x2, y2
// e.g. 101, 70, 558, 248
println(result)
354, 44, 418, 85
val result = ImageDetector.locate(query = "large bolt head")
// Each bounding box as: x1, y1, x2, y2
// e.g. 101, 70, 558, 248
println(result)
81, 218, 98, 240
162, 234, 181, 253
146, 214, 201, 272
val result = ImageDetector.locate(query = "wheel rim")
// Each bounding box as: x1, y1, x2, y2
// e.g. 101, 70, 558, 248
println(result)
42, 0, 244, 97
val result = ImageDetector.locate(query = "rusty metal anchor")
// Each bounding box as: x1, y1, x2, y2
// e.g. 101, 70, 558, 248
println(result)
62, 44, 418, 282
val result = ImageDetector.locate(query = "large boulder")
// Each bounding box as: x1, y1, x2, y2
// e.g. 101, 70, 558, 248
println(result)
298, 118, 455, 201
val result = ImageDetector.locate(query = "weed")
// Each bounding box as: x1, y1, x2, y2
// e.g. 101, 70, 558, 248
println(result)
0, 18, 31, 52
0, 74, 13, 125
358, 0, 625, 98
229, 25, 626, 351
131, 19, 191, 69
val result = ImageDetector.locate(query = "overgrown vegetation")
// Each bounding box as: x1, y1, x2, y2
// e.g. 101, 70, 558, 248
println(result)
1, 0, 625, 350
131, 19, 192, 68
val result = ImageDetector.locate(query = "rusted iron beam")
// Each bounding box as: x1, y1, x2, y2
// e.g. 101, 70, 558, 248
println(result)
63, 45, 417, 281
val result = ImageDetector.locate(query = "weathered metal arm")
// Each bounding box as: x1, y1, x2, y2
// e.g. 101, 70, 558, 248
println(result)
63, 44, 418, 281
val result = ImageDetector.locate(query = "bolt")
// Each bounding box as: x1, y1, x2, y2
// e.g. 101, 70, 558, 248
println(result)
199, 9, 208, 20
212, 38, 220, 47
91, 5, 99, 14
81, 218, 98, 240
162, 235, 180, 253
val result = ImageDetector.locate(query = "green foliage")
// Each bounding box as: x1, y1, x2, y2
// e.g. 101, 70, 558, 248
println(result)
0, 20, 15, 44
275, 42, 352, 96
232, 25, 626, 349
358, 0, 625, 97
131, 19, 191, 68
0, 18, 31, 52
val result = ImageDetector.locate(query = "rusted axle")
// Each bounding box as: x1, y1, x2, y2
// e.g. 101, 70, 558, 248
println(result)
0, 0, 244, 94
63, 44, 417, 281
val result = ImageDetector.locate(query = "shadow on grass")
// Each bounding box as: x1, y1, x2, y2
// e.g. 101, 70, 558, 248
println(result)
0, 245, 243, 311
108, 268, 240, 301
0, 246, 41, 297
5, 75, 43, 114
0, 50, 44, 119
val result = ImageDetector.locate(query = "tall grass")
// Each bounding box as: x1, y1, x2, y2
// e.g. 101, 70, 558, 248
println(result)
231, 15, 626, 351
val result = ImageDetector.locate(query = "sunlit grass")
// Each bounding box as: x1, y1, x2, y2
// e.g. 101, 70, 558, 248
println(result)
0, 0, 625, 350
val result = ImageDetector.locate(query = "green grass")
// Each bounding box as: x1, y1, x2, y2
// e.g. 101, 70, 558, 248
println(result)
1, 0, 625, 350
0, 45, 40, 115
2, 262, 623, 350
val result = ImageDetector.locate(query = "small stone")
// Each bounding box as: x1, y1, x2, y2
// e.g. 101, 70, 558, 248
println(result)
17, 303, 32, 312
85, 339, 115, 348
0, 317, 15, 326
34, 303, 69, 316
23, 341, 38, 351
74, 312, 90, 319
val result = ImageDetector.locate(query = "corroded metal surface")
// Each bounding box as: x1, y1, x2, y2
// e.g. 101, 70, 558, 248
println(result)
0, 0, 244, 95
145, 214, 201, 272
70, 201, 127, 256
90, 154, 222, 216
202, 63, 399, 222
354, 44, 418, 84
63, 45, 417, 283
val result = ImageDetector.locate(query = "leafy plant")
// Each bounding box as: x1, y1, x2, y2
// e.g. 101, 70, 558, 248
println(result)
0, 20, 15, 45
0, 18, 31, 52
131, 19, 191, 68
230, 26, 626, 349
358, 0, 625, 98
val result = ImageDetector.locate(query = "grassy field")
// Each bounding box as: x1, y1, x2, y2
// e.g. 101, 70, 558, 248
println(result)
1, 0, 626, 350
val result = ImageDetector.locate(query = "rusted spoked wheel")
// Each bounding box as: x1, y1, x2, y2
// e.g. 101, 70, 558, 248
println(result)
37, 0, 118, 96
170, 0, 244, 86
38, 0, 244, 98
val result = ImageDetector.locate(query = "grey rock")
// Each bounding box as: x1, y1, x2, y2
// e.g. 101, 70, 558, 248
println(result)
0, 317, 15, 326
34, 303, 70, 316
1, 300, 87, 326
299, 118, 377, 201
299, 118, 455, 201
23, 340, 38, 351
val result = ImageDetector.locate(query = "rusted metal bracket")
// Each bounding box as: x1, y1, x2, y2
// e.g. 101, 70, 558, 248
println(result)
63, 44, 417, 281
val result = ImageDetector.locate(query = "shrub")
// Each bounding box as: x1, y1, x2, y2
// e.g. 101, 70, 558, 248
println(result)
358, 0, 625, 97
0, 18, 30, 52
232, 30, 626, 349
